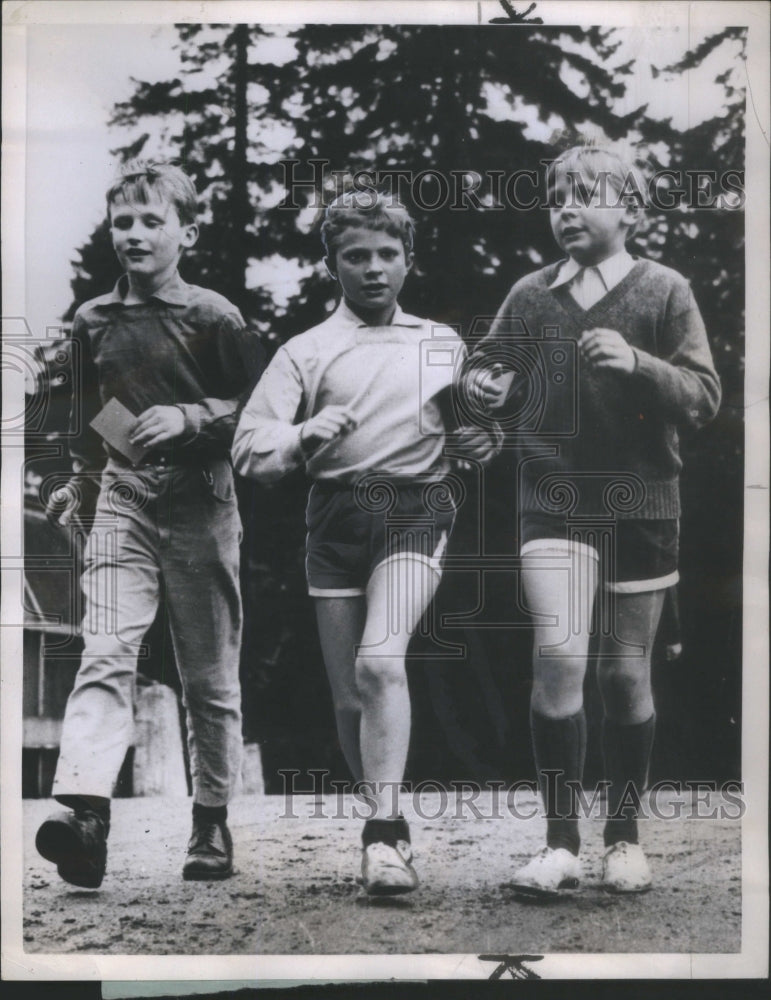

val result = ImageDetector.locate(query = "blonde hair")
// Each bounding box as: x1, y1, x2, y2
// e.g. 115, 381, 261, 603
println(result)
321, 189, 414, 264
547, 145, 647, 234
106, 160, 198, 225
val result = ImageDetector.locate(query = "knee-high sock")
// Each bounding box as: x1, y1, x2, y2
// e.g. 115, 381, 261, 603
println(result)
531, 708, 586, 856
602, 714, 656, 847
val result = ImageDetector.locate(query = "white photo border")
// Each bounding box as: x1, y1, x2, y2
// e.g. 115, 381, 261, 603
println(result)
1, 0, 768, 984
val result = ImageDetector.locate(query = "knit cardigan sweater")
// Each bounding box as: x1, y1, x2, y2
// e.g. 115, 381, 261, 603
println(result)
472, 258, 721, 519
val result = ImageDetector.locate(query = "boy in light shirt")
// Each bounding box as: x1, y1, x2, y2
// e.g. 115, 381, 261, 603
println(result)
234, 191, 500, 894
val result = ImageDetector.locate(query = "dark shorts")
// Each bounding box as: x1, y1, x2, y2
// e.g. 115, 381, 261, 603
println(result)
520, 512, 679, 592
306, 478, 457, 596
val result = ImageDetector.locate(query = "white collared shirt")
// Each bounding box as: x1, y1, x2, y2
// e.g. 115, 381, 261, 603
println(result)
549, 250, 635, 310
333, 300, 420, 330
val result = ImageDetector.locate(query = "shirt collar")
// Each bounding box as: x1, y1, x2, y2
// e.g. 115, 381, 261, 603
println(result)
335, 300, 422, 328
548, 250, 634, 290
99, 271, 191, 307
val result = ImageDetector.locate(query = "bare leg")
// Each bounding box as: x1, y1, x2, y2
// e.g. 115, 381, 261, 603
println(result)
521, 547, 598, 857
357, 556, 440, 818
597, 590, 663, 724
314, 596, 367, 782
598, 589, 664, 849
521, 548, 598, 718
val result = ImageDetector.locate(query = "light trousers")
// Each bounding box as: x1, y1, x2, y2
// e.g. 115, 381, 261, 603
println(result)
53, 458, 243, 807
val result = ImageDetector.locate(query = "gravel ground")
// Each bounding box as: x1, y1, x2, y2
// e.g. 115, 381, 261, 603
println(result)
23, 791, 741, 957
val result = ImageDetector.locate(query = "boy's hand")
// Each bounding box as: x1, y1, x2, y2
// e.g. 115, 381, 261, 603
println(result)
300, 405, 358, 452
46, 481, 81, 528
466, 363, 511, 412
130, 405, 187, 448
579, 328, 636, 374
451, 425, 499, 469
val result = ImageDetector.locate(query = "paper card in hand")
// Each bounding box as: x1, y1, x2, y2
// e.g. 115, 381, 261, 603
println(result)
89, 397, 148, 465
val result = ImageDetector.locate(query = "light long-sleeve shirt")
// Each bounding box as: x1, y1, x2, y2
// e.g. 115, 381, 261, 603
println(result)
233, 302, 466, 485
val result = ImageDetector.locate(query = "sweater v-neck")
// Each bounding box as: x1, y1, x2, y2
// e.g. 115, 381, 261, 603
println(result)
547, 258, 646, 325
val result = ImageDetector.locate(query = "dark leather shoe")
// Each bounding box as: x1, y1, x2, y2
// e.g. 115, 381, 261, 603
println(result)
182, 818, 233, 881
35, 810, 108, 889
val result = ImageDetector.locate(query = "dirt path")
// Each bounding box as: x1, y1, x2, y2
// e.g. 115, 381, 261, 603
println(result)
23, 791, 741, 957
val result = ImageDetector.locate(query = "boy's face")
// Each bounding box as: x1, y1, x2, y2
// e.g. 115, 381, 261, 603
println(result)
549, 167, 636, 266
326, 228, 412, 320
109, 194, 198, 284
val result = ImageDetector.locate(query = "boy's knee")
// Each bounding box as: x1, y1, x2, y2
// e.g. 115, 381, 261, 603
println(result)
531, 656, 587, 716
76, 641, 137, 681
355, 651, 406, 694
532, 649, 588, 687
184, 676, 241, 713
598, 660, 649, 694
598, 662, 653, 721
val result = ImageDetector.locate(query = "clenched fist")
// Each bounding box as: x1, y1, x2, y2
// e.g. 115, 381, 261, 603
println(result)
579, 328, 636, 374
300, 405, 358, 452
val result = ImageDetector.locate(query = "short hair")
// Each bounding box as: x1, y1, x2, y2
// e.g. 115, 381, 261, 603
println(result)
321, 190, 415, 264
546, 145, 648, 234
106, 160, 199, 225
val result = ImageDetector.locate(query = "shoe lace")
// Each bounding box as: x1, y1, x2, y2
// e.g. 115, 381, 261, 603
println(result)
190, 821, 223, 854
74, 810, 107, 841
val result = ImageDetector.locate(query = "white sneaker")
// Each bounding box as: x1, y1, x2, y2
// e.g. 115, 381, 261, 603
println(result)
360, 840, 418, 896
511, 846, 581, 897
602, 841, 652, 893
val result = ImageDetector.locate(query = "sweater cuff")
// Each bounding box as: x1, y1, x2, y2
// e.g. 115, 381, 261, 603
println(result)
630, 347, 658, 382
174, 403, 201, 443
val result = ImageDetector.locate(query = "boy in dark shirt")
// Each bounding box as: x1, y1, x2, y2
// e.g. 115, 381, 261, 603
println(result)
35, 160, 263, 887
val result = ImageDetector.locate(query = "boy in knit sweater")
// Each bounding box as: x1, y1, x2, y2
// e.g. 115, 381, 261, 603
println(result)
466, 146, 720, 895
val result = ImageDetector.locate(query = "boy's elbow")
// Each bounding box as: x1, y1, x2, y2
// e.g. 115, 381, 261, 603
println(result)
232, 430, 265, 481
232, 437, 287, 485
233, 452, 280, 484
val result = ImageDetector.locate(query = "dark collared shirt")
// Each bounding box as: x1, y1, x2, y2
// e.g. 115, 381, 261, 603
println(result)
69, 271, 264, 470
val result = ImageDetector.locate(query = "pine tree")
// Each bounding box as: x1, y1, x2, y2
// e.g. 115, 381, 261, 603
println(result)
264, 23, 646, 331
67, 23, 647, 337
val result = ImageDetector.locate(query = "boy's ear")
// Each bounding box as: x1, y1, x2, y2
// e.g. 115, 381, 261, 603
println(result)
405, 250, 414, 272
621, 198, 642, 234
323, 255, 338, 281
181, 223, 199, 249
